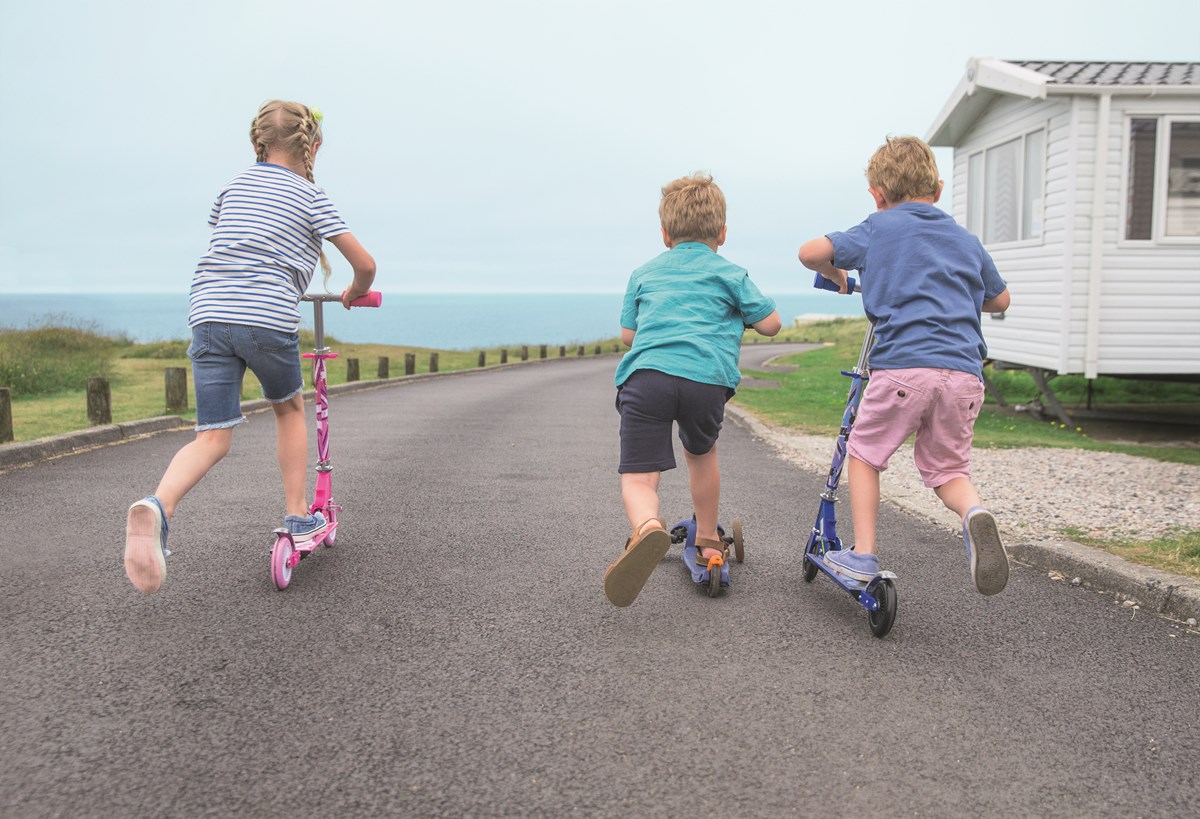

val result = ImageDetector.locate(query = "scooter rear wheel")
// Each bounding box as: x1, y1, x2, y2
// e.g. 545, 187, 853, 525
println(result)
802, 556, 818, 582
868, 578, 897, 638
707, 562, 722, 597
731, 517, 744, 563
271, 536, 294, 591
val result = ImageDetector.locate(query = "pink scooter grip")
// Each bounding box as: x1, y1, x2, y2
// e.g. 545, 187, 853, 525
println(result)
345, 291, 383, 307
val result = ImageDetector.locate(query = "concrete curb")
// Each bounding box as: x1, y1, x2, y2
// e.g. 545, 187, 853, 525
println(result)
725, 402, 1200, 624
0, 354, 610, 473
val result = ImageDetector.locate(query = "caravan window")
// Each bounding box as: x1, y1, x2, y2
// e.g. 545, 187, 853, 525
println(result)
966, 128, 1045, 245
1124, 117, 1200, 241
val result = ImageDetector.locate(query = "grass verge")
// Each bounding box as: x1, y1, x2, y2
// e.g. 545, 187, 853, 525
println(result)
1, 327, 622, 442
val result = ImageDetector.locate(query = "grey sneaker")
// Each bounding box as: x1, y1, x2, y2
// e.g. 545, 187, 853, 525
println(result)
826, 548, 880, 585
125, 496, 170, 593
964, 506, 1009, 596
284, 511, 327, 541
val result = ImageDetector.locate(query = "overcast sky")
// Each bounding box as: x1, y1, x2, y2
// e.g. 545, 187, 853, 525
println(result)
1, 0, 1196, 295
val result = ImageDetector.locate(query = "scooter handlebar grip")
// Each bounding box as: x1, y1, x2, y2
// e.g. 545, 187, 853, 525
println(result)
346, 291, 382, 308
812, 272, 857, 293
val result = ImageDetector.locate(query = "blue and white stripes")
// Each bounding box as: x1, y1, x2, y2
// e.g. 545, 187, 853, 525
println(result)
188, 163, 348, 332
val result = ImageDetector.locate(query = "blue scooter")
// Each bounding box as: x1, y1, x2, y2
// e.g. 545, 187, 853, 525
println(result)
670, 517, 744, 597
802, 273, 898, 637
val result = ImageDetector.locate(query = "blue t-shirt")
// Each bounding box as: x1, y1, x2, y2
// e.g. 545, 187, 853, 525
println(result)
614, 242, 776, 390
828, 203, 1006, 378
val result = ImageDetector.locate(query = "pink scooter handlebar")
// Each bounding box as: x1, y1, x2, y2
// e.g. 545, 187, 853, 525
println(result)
346, 291, 382, 307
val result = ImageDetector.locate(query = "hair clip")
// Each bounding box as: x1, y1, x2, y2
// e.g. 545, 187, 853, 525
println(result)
310, 106, 324, 124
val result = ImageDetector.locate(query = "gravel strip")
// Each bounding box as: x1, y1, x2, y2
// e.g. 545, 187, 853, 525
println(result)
733, 411, 1200, 543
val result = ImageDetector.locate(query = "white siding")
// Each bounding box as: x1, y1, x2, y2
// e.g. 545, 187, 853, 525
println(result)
952, 95, 1074, 371
949, 90, 1200, 378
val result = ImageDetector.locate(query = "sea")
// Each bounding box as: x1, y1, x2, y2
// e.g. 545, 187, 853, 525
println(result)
0, 291, 863, 350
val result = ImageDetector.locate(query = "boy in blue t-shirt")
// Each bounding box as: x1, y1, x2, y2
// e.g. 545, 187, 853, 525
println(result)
799, 136, 1013, 596
604, 173, 782, 607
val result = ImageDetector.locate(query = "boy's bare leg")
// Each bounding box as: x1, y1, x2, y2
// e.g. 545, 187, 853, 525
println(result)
933, 476, 982, 520
621, 471, 661, 537
271, 393, 310, 517
683, 446, 722, 559
847, 456, 880, 554
153, 428, 234, 518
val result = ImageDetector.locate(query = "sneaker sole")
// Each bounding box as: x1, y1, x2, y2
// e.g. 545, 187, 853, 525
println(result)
967, 511, 1009, 596
125, 503, 166, 593
604, 528, 671, 607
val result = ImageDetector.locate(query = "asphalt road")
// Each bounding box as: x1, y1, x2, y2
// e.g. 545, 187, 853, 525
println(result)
2, 349, 1197, 817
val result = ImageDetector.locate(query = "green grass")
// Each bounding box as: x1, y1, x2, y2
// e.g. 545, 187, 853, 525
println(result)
734, 318, 1200, 466
733, 317, 1200, 578
0, 325, 622, 442
1062, 528, 1200, 582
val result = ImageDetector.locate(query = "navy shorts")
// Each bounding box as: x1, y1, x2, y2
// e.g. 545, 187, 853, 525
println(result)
616, 369, 733, 474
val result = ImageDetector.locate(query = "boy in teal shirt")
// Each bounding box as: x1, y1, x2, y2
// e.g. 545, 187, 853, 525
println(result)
605, 173, 781, 607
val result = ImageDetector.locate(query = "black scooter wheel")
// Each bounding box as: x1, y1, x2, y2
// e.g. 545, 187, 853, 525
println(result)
868, 578, 897, 638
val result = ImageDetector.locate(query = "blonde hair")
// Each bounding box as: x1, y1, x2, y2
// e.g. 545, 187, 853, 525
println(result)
866, 136, 941, 202
659, 173, 726, 245
250, 99, 331, 283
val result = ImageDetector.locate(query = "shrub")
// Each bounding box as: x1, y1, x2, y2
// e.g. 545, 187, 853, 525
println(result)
0, 323, 118, 396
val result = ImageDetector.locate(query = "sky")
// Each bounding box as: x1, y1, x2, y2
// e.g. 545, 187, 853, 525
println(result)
1, 0, 1197, 296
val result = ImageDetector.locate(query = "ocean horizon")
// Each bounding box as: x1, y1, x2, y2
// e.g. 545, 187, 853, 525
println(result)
1, 291, 863, 350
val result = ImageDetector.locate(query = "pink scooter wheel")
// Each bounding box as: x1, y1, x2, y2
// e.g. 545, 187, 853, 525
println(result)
271, 536, 294, 590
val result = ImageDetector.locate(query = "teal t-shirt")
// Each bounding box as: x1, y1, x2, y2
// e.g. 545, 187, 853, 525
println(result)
614, 242, 776, 390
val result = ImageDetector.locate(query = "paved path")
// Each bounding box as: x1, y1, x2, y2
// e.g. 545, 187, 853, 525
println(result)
1, 354, 1197, 817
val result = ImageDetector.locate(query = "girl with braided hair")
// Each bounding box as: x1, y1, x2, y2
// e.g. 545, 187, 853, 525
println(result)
124, 99, 377, 593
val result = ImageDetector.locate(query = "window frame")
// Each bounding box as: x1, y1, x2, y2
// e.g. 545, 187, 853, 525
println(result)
965, 125, 1047, 248
1120, 114, 1200, 246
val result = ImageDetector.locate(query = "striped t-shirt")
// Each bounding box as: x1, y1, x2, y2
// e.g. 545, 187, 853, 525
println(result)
188, 163, 349, 332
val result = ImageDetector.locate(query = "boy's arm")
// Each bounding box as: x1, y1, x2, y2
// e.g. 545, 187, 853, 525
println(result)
329, 232, 378, 308
982, 288, 1011, 313
798, 237, 850, 294
751, 310, 782, 337
621, 327, 636, 347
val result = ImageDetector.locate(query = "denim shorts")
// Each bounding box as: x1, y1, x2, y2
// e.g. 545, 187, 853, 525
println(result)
616, 369, 733, 474
188, 322, 303, 431
846, 367, 984, 488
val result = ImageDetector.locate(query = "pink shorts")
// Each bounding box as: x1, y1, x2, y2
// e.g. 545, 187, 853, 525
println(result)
846, 367, 984, 488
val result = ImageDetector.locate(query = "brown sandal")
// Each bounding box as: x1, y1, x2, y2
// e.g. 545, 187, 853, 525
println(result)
695, 537, 728, 570
604, 519, 671, 607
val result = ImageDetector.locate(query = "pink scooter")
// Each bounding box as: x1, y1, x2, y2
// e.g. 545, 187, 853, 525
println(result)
271, 291, 381, 590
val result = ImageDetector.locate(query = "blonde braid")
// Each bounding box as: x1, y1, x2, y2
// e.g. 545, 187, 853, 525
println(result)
249, 100, 332, 287
298, 107, 333, 285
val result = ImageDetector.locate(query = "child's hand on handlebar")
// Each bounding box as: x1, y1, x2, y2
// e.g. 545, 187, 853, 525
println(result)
341, 287, 370, 310
826, 268, 851, 295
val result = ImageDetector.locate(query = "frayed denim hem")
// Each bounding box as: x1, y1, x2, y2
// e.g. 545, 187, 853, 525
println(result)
265, 386, 303, 404
195, 415, 246, 432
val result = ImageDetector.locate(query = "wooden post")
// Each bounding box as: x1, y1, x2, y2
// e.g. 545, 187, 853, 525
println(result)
405, 353, 416, 376
559, 345, 566, 357
346, 358, 360, 382
378, 356, 390, 379
87, 377, 111, 426
613, 344, 620, 353
164, 367, 188, 412
594, 345, 601, 355
477, 351, 486, 367
539, 345, 547, 359
430, 353, 439, 373
521, 345, 528, 361
0, 387, 12, 444
500, 348, 508, 364
577, 345, 585, 357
